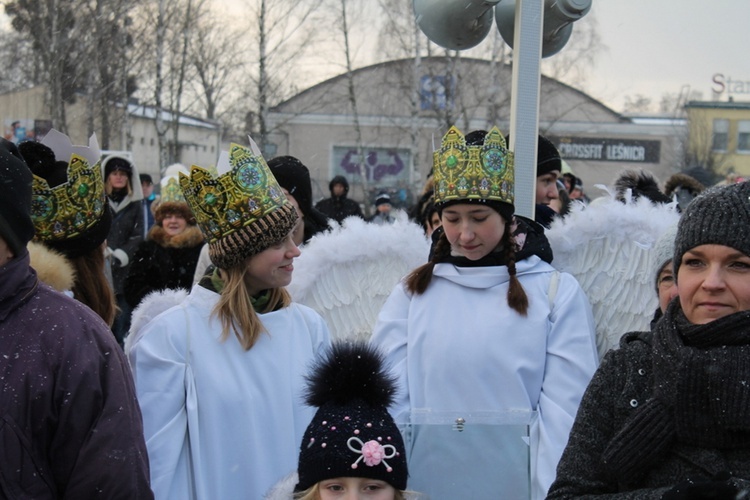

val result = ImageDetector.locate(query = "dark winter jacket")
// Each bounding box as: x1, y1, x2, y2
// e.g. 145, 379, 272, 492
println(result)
0, 251, 153, 499
548, 301, 750, 499
124, 224, 204, 308
314, 175, 363, 224
107, 196, 144, 295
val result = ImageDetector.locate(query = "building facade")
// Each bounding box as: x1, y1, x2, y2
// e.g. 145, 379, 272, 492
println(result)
267, 56, 688, 209
0, 86, 221, 182
684, 100, 750, 179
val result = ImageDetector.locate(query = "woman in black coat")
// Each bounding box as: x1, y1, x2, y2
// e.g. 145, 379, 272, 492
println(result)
125, 199, 204, 309
548, 181, 750, 499
102, 155, 144, 344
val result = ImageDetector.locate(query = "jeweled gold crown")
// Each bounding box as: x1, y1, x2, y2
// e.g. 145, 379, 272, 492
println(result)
179, 142, 291, 244
433, 126, 514, 206
30, 131, 106, 243
160, 176, 186, 204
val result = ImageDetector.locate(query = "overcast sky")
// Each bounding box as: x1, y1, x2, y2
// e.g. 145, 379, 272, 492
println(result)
3, 0, 746, 114
579, 0, 750, 111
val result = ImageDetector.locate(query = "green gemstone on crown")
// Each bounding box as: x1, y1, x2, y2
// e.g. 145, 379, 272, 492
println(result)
204, 193, 217, 206
77, 183, 89, 197
446, 155, 457, 167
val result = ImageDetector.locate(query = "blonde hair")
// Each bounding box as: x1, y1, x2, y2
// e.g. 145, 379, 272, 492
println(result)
212, 264, 292, 351
104, 176, 133, 197
405, 218, 528, 316
293, 483, 406, 500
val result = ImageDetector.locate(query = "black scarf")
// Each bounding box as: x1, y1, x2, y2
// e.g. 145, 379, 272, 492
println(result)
603, 300, 750, 481
431, 215, 553, 267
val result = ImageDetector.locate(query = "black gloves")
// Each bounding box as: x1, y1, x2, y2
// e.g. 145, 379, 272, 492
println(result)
662, 471, 746, 500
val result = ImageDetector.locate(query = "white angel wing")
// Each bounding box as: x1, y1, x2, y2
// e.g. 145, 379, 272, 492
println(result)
288, 211, 430, 342
546, 188, 680, 359
124, 288, 189, 357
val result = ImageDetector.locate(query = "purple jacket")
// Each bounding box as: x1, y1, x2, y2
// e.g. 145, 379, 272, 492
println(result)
0, 251, 153, 499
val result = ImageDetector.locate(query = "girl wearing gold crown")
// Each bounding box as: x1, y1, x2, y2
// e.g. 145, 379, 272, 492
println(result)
20, 130, 117, 327
370, 127, 599, 500
127, 141, 331, 500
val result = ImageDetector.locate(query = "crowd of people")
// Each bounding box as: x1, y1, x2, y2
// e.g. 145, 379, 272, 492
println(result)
2, 126, 750, 500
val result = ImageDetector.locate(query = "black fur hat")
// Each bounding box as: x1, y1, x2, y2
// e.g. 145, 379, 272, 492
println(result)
295, 342, 408, 492
614, 170, 672, 205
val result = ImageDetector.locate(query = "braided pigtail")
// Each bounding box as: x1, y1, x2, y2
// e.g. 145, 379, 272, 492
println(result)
405, 230, 450, 295
503, 221, 528, 316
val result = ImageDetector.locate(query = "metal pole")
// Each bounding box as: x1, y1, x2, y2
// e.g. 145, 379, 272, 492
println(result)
507, 0, 543, 219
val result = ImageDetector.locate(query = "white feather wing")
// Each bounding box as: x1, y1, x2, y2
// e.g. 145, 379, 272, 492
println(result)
547, 191, 680, 359
124, 288, 189, 356
288, 212, 430, 342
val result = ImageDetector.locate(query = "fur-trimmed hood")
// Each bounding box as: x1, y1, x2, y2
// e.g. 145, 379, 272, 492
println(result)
27, 241, 75, 293
147, 224, 204, 249
613, 170, 671, 204
663, 172, 705, 198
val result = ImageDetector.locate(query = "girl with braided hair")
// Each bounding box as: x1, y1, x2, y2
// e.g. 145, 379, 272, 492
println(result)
370, 127, 598, 500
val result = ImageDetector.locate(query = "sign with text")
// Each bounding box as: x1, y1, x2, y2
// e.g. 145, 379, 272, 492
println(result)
712, 74, 750, 96
552, 136, 661, 164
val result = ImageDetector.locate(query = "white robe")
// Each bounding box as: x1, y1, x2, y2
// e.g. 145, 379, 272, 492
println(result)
128, 284, 331, 500
370, 256, 598, 500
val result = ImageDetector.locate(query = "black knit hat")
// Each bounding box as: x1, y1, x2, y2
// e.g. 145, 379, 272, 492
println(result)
295, 342, 408, 493
375, 192, 391, 207
103, 156, 133, 179
504, 133, 562, 177
673, 181, 750, 277
536, 135, 562, 177
19, 140, 112, 259
267, 155, 313, 213
0, 138, 35, 257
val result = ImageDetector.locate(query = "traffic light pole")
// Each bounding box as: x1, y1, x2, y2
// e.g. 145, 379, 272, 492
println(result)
507, 0, 543, 219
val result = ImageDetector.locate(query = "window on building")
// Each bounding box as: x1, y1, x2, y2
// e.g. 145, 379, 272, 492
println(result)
712, 119, 729, 152
738, 120, 750, 153
140, 137, 145, 145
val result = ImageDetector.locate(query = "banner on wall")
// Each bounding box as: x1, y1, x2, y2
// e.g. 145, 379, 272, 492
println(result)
332, 146, 411, 185
3, 119, 53, 144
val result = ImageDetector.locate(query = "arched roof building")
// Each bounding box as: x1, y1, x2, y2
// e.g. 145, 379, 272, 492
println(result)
268, 56, 685, 207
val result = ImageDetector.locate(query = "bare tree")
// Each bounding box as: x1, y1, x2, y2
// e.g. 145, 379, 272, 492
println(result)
188, 10, 245, 121
78, 0, 135, 148
336, 0, 372, 214
0, 28, 41, 93
131, 0, 208, 168
246, 0, 323, 153
4, 0, 85, 132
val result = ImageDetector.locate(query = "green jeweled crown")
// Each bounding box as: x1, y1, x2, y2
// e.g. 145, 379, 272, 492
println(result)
179, 142, 290, 244
160, 176, 186, 204
30, 142, 106, 243
433, 126, 514, 206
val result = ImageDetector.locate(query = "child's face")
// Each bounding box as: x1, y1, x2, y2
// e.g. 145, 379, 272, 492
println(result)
317, 477, 397, 499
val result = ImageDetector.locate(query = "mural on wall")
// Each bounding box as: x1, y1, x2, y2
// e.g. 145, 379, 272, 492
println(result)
3, 119, 53, 144
332, 146, 413, 207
